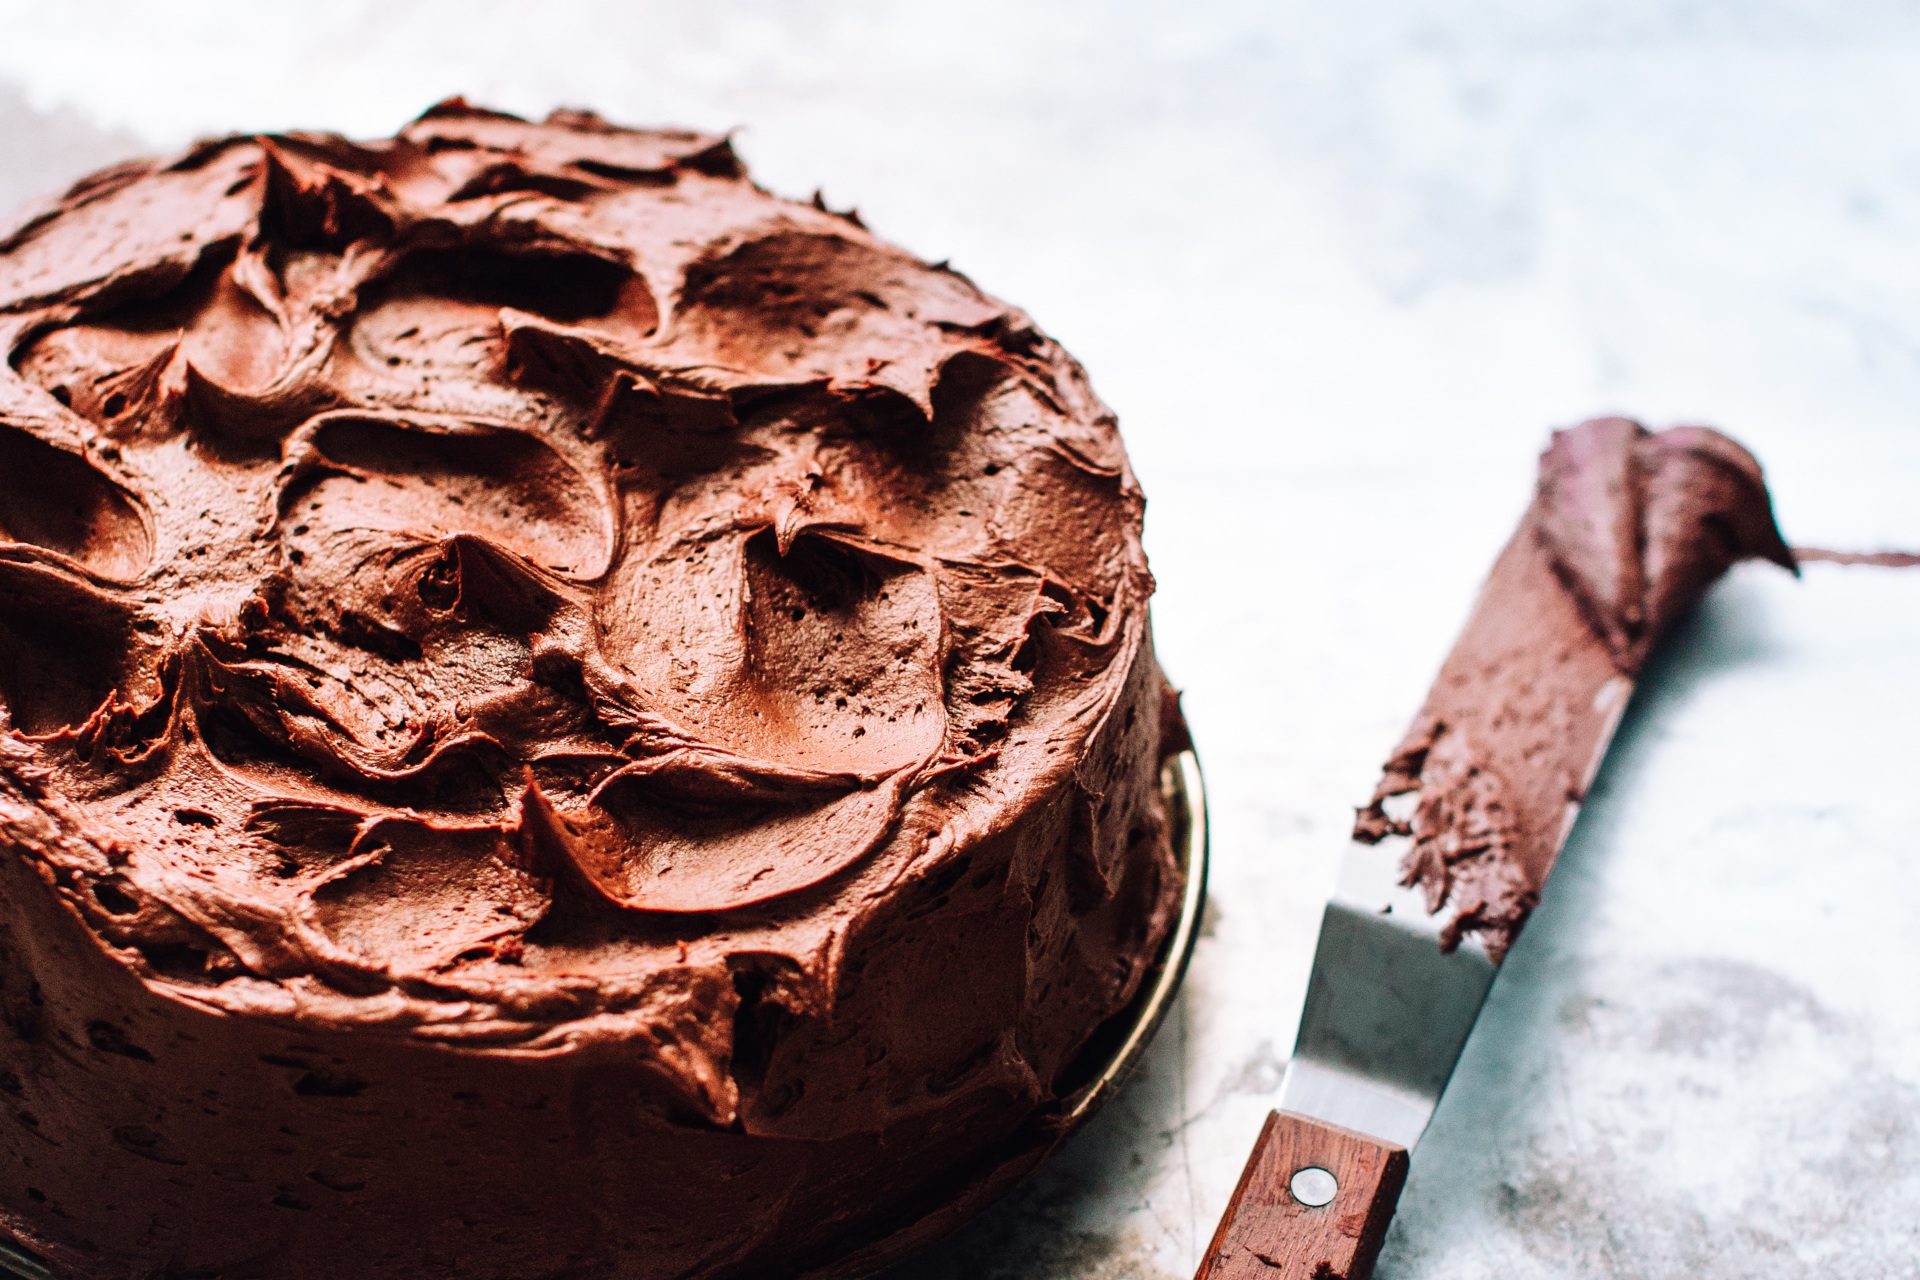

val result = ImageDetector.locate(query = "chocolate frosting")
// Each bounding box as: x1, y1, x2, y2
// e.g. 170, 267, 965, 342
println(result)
0, 103, 1180, 1278
1354, 417, 1793, 961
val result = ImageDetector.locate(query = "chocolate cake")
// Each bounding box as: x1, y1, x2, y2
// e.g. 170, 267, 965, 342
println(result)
0, 103, 1185, 1279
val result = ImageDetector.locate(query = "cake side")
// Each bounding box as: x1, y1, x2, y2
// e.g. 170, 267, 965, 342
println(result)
0, 103, 1181, 1278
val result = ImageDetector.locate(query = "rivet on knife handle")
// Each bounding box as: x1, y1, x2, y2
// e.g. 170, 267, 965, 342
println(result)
1193, 1110, 1408, 1280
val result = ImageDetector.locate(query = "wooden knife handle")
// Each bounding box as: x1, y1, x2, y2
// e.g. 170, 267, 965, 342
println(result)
1193, 1110, 1410, 1280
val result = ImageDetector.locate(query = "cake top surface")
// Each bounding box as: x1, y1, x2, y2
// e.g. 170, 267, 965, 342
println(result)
0, 102, 1154, 1123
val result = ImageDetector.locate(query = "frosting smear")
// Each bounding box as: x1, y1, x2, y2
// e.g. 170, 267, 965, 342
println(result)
1354, 417, 1794, 961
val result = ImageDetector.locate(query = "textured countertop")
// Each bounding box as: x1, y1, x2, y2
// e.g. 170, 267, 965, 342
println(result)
4, 3, 1917, 1276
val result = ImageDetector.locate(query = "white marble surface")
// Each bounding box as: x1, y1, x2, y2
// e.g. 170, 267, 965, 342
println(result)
3, 3, 1918, 1275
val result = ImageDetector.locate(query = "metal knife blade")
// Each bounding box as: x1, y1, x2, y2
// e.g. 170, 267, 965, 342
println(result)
1273, 674, 1630, 1150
